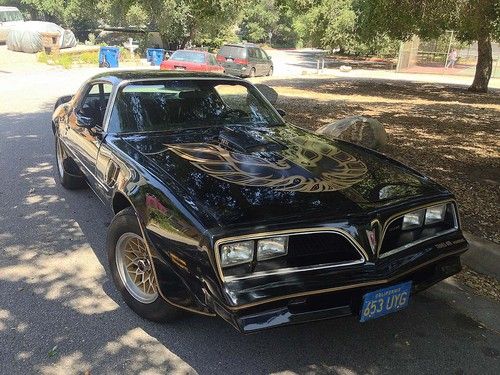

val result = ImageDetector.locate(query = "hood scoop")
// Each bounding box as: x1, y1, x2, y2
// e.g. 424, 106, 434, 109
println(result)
218, 127, 283, 153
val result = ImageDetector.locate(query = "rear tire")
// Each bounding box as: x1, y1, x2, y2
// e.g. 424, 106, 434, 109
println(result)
55, 137, 86, 189
107, 207, 181, 322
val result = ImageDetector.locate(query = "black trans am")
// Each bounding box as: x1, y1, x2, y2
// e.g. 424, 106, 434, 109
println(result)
52, 71, 468, 332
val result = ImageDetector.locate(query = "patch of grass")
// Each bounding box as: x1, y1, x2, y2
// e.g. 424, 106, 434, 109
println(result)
78, 51, 98, 64
36, 50, 99, 68
58, 54, 73, 69
119, 48, 138, 61
37, 51, 48, 64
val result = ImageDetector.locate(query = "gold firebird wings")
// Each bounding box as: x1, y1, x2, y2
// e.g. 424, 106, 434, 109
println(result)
167, 140, 368, 193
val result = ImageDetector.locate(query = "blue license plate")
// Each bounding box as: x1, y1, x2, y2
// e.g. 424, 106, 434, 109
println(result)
360, 281, 412, 322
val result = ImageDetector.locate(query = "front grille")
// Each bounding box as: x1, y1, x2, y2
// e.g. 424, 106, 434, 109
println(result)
223, 231, 365, 279
286, 233, 364, 267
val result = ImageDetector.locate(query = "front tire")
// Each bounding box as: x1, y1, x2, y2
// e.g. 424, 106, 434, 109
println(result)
249, 67, 256, 78
267, 66, 273, 76
55, 137, 85, 189
107, 207, 181, 322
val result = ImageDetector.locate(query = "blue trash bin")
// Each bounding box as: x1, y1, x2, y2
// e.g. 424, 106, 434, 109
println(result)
99, 47, 120, 68
146, 48, 166, 66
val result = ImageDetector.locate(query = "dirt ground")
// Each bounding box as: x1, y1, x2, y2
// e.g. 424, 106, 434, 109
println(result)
257, 76, 500, 244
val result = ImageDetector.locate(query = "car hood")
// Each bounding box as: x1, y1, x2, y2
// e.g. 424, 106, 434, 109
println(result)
116, 125, 448, 228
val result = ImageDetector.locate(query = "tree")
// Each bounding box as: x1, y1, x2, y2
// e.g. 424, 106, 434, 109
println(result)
240, 0, 279, 43
355, 0, 500, 92
285, 0, 398, 54
137, 0, 243, 48
2, 0, 101, 29
239, 0, 297, 47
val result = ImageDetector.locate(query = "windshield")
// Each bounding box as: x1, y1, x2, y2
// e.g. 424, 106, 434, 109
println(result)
170, 51, 205, 63
108, 79, 283, 133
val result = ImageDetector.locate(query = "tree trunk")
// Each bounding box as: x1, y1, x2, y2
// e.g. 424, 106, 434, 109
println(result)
468, 34, 492, 93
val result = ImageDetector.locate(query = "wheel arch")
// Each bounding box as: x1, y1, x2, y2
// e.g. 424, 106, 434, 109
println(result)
112, 191, 133, 215
109, 189, 215, 316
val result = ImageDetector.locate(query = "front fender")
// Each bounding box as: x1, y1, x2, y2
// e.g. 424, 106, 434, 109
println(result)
118, 184, 216, 316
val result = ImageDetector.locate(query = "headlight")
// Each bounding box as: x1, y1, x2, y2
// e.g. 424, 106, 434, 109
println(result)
220, 240, 254, 268
425, 204, 446, 225
401, 209, 425, 230
257, 236, 288, 261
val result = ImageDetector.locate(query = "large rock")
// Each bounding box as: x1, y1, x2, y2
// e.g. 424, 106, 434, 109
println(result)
316, 116, 387, 150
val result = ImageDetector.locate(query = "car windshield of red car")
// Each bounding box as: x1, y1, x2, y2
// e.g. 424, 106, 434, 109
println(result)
169, 51, 205, 63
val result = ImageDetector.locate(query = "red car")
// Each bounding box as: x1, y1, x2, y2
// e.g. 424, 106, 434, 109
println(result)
160, 50, 224, 73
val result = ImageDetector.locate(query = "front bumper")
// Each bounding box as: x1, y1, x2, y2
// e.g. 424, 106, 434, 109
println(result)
222, 66, 248, 77
218, 254, 463, 332
207, 235, 467, 332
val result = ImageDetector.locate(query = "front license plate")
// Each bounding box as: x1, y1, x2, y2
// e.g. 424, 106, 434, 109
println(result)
360, 281, 412, 322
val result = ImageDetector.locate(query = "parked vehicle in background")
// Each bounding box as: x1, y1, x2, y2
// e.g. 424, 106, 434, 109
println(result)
216, 43, 273, 77
0, 6, 24, 43
160, 50, 224, 73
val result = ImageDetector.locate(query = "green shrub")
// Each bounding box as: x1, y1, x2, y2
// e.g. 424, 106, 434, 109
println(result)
79, 51, 98, 64
37, 52, 49, 63
57, 54, 73, 69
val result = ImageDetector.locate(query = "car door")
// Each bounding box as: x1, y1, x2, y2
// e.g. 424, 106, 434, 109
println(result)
64, 81, 112, 196
259, 48, 272, 75
207, 53, 221, 72
252, 48, 263, 75
247, 47, 259, 75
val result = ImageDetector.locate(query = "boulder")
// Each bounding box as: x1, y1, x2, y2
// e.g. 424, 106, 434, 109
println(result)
316, 116, 387, 150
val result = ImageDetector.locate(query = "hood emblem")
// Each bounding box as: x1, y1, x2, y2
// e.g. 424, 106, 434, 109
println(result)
166, 130, 367, 193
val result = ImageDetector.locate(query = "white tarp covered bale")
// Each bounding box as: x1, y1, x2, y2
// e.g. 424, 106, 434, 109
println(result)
6, 21, 77, 53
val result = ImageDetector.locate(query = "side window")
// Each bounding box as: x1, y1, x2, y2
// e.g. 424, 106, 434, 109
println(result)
214, 84, 277, 124
247, 48, 257, 59
80, 83, 113, 127
259, 49, 268, 60
215, 84, 249, 111
208, 54, 217, 65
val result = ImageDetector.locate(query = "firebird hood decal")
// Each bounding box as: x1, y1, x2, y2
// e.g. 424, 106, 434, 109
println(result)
115, 124, 447, 227
166, 140, 368, 193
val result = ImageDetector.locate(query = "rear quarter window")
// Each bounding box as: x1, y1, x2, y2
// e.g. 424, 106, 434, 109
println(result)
219, 46, 246, 59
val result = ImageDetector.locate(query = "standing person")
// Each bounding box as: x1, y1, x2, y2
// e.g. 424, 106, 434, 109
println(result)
446, 49, 458, 68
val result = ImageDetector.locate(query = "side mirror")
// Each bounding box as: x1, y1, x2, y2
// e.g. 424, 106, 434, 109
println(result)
267, 56, 272, 60
75, 109, 97, 129
255, 84, 278, 106
276, 109, 286, 117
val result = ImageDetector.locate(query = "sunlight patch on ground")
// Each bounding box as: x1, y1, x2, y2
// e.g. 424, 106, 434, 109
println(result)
0, 308, 11, 331
0, 245, 118, 315
38, 328, 197, 375
0, 308, 29, 334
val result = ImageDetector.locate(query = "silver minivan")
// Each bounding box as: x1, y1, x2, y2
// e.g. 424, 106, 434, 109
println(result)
0, 6, 24, 43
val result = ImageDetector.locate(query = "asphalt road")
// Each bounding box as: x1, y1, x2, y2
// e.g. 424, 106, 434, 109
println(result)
0, 66, 499, 375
